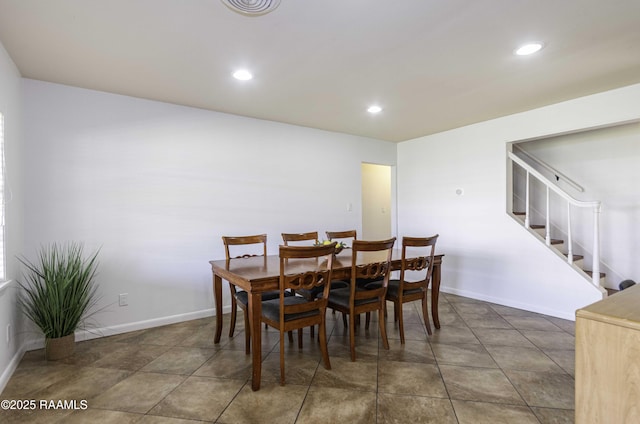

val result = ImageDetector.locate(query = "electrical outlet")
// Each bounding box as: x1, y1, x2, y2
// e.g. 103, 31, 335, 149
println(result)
119, 293, 128, 307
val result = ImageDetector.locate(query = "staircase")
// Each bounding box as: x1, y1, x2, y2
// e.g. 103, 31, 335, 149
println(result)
508, 147, 608, 297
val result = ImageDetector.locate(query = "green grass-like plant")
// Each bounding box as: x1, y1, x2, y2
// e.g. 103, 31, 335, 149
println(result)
17, 243, 100, 339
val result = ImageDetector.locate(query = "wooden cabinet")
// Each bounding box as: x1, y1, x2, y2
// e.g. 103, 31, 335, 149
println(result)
575, 284, 640, 423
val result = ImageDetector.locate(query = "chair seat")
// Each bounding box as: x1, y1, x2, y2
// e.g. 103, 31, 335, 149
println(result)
261, 296, 320, 322
235, 290, 290, 306
365, 280, 422, 298
328, 287, 379, 308
298, 280, 348, 300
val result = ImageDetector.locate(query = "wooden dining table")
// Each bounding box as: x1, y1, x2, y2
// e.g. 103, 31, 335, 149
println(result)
210, 249, 444, 391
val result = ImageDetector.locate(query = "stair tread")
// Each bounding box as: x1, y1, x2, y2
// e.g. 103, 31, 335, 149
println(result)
513, 211, 525, 216
550, 239, 563, 245
563, 253, 584, 261
530, 224, 545, 229
585, 270, 606, 279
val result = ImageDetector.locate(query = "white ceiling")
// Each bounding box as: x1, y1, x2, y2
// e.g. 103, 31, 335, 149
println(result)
1, 0, 639, 142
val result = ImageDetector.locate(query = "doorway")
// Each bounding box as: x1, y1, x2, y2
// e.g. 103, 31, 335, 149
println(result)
361, 163, 394, 240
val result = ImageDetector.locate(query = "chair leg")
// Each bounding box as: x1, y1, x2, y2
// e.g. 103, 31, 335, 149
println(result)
319, 318, 331, 370
243, 308, 251, 355
422, 296, 432, 335
393, 302, 398, 322
342, 313, 348, 328
279, 330, 285, 386
288, 330, 294, 343
229, 293, 237, 337
310, 325, 315, 339
349, 312, 357, 362
397, 301, 405, 344
379, 304, 390, 350
365, 312, 371, 330
298, 329, 303, 349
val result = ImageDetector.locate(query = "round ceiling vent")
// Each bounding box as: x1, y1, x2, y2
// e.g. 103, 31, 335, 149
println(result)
221, 0, 281, 16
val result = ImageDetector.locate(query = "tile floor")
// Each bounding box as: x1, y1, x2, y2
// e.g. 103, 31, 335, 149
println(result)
0, 293, 576, 423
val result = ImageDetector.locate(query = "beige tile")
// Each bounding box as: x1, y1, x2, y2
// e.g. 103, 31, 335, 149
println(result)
440, 365, 525, 405
378, 339, 436, 364
148, 376, 244, 421
141, 347, 215, 375
386, 322, 428, 341
472, 328, 536, 348
91, 344, 172, 371
327, 334, 380, 361
452, 400, 540, 424
0, 404, 73, 424
431, 343, 498, 368
62, 409, 143, 424
521, 330, 575, 350
531, 406, 575, 423
91, 372, 186, 413
452, 303, 497, 316
35, 366, 132, 401
296, 386, 376, 424
218, 383, 306, 424
434, 311, 469, 328
192, 349, 252, 380
138, 416, 207, 424
503, 316, 564, 331
0, 363, 78, 397
311, 355, 378, 392
489, 304, 544, 318
462, 313, 513, 329
429, 326, 480, 345
484, 345, 565, 373
543, 349, 575, 376
545, 317, 576, 335
260, 350, 323, 385
505, 369, 575, 409
378, 361, 448, 398
377, 393, 457, 424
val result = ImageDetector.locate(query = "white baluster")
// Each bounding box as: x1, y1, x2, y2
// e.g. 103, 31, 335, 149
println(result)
567, 203, 573, 264
525, 172, 530, 228
592, 205, 601, 286
545, 186, 551, 246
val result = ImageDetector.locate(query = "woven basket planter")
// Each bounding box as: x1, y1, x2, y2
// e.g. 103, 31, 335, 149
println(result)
45, 333, 75, 361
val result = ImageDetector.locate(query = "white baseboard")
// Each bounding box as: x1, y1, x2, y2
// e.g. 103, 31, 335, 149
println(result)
0, 345, 26, 395
440, 285, 576, 321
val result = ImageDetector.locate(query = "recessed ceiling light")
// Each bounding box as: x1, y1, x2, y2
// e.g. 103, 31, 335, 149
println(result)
232, 69, 253, 81
367, 105, 382, 114
515, 43, 543, 56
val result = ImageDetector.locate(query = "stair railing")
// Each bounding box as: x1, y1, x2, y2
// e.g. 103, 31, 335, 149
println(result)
508, 151, 602, 286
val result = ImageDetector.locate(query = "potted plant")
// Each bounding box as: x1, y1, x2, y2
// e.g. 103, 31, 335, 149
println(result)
17, 242, 100, 360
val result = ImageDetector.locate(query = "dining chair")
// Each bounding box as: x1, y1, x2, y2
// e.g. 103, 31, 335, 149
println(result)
281, 231, 319, 246
325, 229, 357, 247
222, 234, 284, 354
327, 237, 396, 361
261, 243, 336, 385
369, 235, 438, 343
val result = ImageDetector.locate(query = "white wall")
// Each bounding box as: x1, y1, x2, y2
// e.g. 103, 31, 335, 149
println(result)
398, 83, 640, 319
0, 41, 25, 392
21, 79, 396, 340
518, 122, 640, 286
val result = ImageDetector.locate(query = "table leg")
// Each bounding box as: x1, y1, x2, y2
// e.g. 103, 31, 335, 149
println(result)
431, 262, 441, 329
214, 274, 223, 343
249, 291, 262, 391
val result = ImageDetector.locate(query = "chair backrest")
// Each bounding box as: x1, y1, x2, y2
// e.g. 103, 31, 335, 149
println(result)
351, 238, 396, 302
222, 234, 267, 260
325, 230, 357, 247
281, 231, 319, 246
399, 235, 439, 292
279, 244, 336, 314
